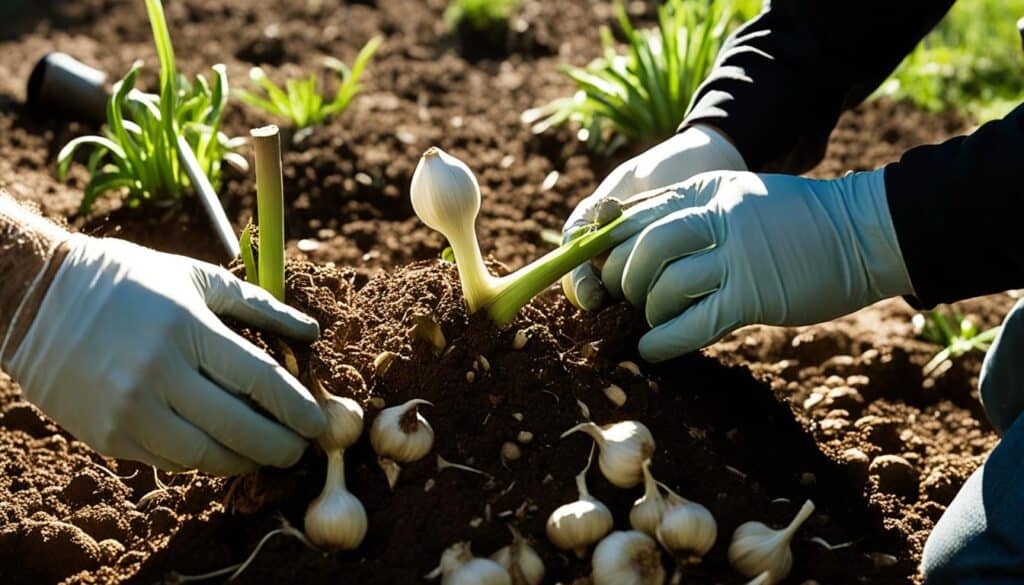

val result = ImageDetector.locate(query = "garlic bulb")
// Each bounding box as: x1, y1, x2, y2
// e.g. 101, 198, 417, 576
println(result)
547, 447, 613, 557
491, 526, 545, 585
592, 530, 666, 585
319, 394, 364, 452
411, 147, 504, 312
728, 499, 815, 583
656, 499, 717, 563
426, 541, 511, 585
370, 399, 434, 462
562, 421, 655, 488
630, 459, 669, 536
304, 449, 367, 549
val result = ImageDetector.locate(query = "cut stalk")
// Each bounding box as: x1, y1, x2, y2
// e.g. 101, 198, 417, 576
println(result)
250, 125, 286, 301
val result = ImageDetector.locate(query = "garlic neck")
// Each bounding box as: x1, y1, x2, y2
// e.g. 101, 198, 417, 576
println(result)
324, 449, 347, 493
782, 500, 815, 540
446, 223, 506, 313
641, 460, 660, 501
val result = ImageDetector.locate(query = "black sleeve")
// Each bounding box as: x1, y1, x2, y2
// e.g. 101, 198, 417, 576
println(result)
884, 105, 1024, 307
683, 0, 955, 173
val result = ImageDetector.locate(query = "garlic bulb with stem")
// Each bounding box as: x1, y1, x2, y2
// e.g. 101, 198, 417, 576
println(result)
370, 398, 434, 462
426, 541, 511, 585
311, 373, 363, 451
410, 147, 628, 325
656, 496, 717, 565
304, 449, 367, 549
591, 530, 667, 585
561, 421, 655, 488
728, 499, 815, 584
546, 445, 614, 557
491, 525, 545, 585
630, 458, 669, 536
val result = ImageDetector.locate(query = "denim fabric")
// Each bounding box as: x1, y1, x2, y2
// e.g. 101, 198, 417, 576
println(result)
922, 299, 1024, 583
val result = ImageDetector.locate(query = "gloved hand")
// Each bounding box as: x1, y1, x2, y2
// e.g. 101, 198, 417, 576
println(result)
609, 170, 915, 362
562, 124, 746, 310
2, 235, 326, 475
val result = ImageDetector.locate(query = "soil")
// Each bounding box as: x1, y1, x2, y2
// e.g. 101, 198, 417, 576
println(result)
0, 0, 1011, 584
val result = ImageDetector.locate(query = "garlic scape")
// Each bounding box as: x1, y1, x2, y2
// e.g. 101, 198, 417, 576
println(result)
491, 526, 545, 585
561, 421, 655, 488
546, 446, 614, 558
411, 147, 627, 325
592, 530, 667, 585
370, 398, 434, 488
728, 499, 815, 584
304, 449, 368, 549
426, 541, 511, 585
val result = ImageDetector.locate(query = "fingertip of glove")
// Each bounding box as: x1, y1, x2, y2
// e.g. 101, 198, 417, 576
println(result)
574, 276, 605, 311
295, 403, 328, 439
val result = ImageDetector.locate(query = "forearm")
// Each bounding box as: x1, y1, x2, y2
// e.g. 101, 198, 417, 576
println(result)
0, 194, 71, 368
885, 103, 1024, 307
683, 0, 954, 173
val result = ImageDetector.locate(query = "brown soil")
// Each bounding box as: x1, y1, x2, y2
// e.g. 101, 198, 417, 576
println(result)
0, 0, 1008, 584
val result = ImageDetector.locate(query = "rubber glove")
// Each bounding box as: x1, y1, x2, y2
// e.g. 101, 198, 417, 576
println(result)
611, 170, 915, 362
2, 235, 326, 475
562, 125, 746, 310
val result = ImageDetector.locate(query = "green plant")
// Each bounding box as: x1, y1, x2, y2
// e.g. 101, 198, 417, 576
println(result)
878, 0, 1024, 121
57, 0, 244, 214
236, 37, 382, 129
444, 0, 519, 34
522, 0, 746, 151
250, 126, 286, 301
913, 309, 1001, 375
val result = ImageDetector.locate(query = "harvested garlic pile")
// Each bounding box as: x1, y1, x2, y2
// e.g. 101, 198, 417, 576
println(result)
729, 499, 815, 584
370, 398, 434, 488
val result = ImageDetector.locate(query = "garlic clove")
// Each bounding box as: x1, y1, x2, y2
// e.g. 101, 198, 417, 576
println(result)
592, 530, 667, 585
656, 500, 717, 563
602, 384, 627, 407
491, 526, 545, 585
562, 421, 656, 488
728, 499, 815, 583
370, 398, 434, 463
304, 450, 367, 550
428, 541, 511, 585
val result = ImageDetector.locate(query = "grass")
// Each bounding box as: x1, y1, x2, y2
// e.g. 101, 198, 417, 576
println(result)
444, 0, 520, 35
878, 0, 1024, 122
522, 0, 757, 152
236, 37, 382, 129
56, 0, 244, 214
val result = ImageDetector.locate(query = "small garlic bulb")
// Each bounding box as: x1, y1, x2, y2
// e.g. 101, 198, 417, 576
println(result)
427, 541, 511, 585
656, 498, 717, 563
410, 147, 502, 312
319, 394, 364, 451
491, 526, 545, 585
546, 447, 613, 557
562, 421, 655, 488
728, 499, 815, 584
370, 399, 434, 462
592, 530, 666, 585
630, 459, 669, 536
304, 449, 367, 549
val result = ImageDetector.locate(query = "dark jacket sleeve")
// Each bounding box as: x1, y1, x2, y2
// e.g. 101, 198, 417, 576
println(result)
683, 0, 955, 173
884, 106, 1024, 307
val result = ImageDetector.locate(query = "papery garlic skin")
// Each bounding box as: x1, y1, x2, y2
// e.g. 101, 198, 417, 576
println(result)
656, 500, 717, 562
410, 147, 504, 312
304, 450, 367, 550
592, 530, 667, 585
562, 421, 656, 488
728, 500, 815, 584
630, 459, 668, 536
319, 394, 364, 452
546, 466, 613, 557
429, 541, 511, 585
491, 526, 545, 585
370, 399, 434, 463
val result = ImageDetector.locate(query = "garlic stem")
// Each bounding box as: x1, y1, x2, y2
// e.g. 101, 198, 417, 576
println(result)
782, 499, 815, 539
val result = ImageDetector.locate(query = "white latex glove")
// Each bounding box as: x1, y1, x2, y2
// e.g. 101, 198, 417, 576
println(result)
610, 170, 915, 362
2, 235, 326, 475
562, 125, 746, 309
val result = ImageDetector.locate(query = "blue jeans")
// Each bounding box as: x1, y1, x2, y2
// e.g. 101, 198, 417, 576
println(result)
922, 300, 1024, 583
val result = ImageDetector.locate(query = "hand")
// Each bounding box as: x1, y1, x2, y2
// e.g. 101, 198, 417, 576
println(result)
4, 236, 327, 475
609, 170, 915, 362
562, 125, 746, 310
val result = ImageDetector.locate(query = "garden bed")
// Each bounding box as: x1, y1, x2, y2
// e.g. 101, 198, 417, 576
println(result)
0, 0, 1012, 583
